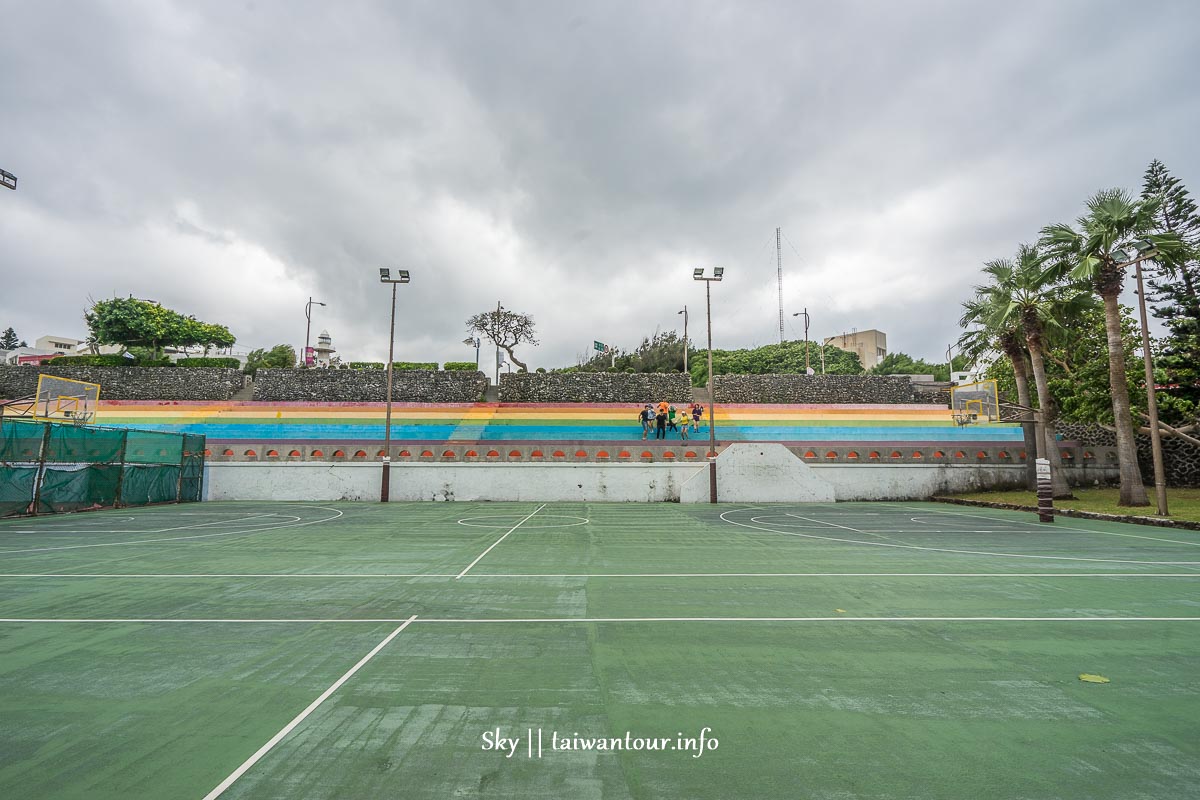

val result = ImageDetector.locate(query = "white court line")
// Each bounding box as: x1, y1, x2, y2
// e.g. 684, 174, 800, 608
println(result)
201, 614, 417, 800
2, 572, 1199, 579
786, 512, 907, 544
891, 504, 1200, 547
1, 513, 287, 535
0, 508, 343, 555
719, 509, 1200, 565
455, 504, 546, 579
1, 616, 1198, 624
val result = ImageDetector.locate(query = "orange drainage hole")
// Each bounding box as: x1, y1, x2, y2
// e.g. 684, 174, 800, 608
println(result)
203, 448, 211, 456
933, 450, 945, 458
706, 451, 717, 458
575, 450, 588, 458
618, 450, 632, 458
531, 450, 544, 458
442, 450, 457, 458
641, 451, 654, 459
508, 450, 522, 458
353, 450, 368, 459
846, 451, 859, 459
333, 450, 346, 458
976, 451, 988, 459
890, 451, 902, 459
997, 450, 1009, 458
662, 451, 675, 459
377, 450, 388, 458
288, 450, 302, 458
954, 451, 966, 459
825, 451, 838, 459
803, 450, 817, 458
266, 450, 280, 458
397, 450, 410, 457
222, 449, 234, 456
868, 451, 881, 459
1082, 451, 1094, 459
596, 450, 610, 459
486, 450, 500, 458
684, 451, 697, 458
464, 450, 478, 457
419, 450, 434, 458
243, 449, 256, 457
911, 451, 923, 459
312, 450, 325, 457
552, 450, 566, 458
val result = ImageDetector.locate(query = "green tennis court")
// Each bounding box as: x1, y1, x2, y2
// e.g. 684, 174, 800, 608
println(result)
2, 501, 1198, 799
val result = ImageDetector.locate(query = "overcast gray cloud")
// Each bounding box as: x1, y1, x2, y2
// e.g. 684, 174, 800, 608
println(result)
2, 0, 1198, 370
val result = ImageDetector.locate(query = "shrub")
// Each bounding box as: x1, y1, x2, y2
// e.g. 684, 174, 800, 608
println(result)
177, 357, 240, 368
442, 362, 477, 371
535, 367, 547, 373
392, 362, 438, 370
46, 354, 130, 367
348, 362, 385, 370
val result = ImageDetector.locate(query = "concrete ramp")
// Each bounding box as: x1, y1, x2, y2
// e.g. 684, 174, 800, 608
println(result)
680, 443, 835, 503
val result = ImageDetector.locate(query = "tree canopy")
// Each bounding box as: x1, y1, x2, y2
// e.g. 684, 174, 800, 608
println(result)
467, 308, 538, 372
244, 344, 297, 377
84, 298, 235, 358
0, 327, 23, 350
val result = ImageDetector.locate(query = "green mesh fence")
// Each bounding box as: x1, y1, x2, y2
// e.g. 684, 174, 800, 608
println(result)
0, 418, 204, 518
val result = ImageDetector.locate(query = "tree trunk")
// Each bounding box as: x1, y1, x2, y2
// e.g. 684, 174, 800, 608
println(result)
1005, 341, 1037, 490
503, 345, 529, 373
1100, 288, 1149, 505
1025, 333, 1073, 498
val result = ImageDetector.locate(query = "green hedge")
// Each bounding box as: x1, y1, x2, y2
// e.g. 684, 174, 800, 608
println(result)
177, 357, 241, 368
442, 362, 478, 371
347, 362, 385, 370
393, 362, 438, 371
47, 354, 131, 367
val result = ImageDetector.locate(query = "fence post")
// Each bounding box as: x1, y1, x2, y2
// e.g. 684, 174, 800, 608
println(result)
30, 422, 51, 517
113, 430, 129, 509
176, 434, 187, 504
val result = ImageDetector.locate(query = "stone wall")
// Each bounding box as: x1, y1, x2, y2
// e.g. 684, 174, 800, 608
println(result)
499, 372, 692, 403
713, 374, 940, 404
1057, 421, 1200, 487
0, 365, 243, 401
254, 369, 488, 402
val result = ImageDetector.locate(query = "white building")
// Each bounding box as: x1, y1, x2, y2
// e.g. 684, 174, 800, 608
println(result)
314, 330, 337, 367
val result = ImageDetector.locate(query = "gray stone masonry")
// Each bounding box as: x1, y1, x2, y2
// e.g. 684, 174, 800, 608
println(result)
0, 365, 243, 401
499, 372, 692, 403
254, 369, 488, 402
713, 374, 942, 404
1057, 420, 1200, 488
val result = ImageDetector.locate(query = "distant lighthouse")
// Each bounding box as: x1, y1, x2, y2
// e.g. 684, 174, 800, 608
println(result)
314, 329, 336, 367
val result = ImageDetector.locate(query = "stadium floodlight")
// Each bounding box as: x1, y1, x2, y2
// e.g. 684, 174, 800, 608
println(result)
463, 336, 481, 369
378, 268, 414, 502
1110, 249, 1131, 264
1131, 239, 1157, 256
0, 168, 15, 191
691, 266, 727, 503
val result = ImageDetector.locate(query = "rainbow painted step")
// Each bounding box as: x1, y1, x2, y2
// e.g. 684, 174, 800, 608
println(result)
94, 401, 1026, 445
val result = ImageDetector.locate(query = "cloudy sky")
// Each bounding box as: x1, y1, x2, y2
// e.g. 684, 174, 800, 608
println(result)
2, 0, 1197, 371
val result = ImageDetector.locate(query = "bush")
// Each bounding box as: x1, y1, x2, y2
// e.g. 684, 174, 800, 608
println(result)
442, 362, 477, 371
535, 367, 547, 373
348, 362, 385, 370
46, 354, 130, 367
392, 362, 438, 371
177, 357, 240, 368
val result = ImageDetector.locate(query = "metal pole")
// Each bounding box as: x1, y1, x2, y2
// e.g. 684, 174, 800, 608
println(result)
706, 280, 717, 504
1135, 260, 1169, 516
776, 227, 784, 344
381, 282, 396, 502
475, 339, 480, 370
804, 308, 810, 373
681, 306, 688, 374
304, 297, 313, 368
494, 301, 501, 387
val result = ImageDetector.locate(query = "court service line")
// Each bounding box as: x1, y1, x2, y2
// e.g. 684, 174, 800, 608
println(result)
2, 572, 1200, 579
719, 510, 1200, 565
201, 614, 418, 800
1, 513, 288, 536
455, 504, 546, 579
0, 508, 343, 555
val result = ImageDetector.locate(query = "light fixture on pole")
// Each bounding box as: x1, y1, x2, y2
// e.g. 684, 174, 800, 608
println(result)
462, 337, 481, 370
693, 267, 725, 503
792, 309, 811, 373
0, 168, 16, 191
678, 306, 688, 374
1115, 240, 1169, 516
304, 297, 326, 368
378, 267, 411, 502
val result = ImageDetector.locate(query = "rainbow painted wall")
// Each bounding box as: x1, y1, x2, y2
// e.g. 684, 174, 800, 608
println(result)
94, 401, 1025, 445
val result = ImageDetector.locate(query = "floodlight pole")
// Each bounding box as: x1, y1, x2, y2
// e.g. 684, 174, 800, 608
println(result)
304, 297, 325, 368
463, 337, 480, 369
694, 268, 724, 503
1133, 257, 1169, 516
379, 268, 411, 502
793, 310, 810, 372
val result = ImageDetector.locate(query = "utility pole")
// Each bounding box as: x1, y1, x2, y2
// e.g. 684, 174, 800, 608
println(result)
776, 227, 784, 344
679, 306, 688, 374
304, 296, 325, 367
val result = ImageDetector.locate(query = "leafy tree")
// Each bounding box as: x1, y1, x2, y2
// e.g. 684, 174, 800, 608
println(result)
467, 308, 538, 373
574, 331, 689, 374
84, 298, 235, 359
868, 352, 967, 381
1040, 189, 1186, 506
0, 327, 19, 350
244, 344, 297, 377
690, 340, 863, 387
1141, 159, 1200, 423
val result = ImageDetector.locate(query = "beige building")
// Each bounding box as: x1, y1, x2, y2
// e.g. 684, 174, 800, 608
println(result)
35, 335, 82, 354
823, 329, 887, 370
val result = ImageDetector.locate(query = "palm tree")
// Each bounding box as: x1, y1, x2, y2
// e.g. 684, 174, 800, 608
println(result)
958, 292, 1038, 490
1040, 189, 1187, 506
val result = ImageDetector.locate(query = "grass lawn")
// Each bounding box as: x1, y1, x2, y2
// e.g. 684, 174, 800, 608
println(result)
942, 486, 1200, 523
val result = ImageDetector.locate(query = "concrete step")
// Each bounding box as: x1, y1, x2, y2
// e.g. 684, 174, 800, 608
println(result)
484, 385, 499, 402
691, 386, 711, 404
232, 379, 255, 401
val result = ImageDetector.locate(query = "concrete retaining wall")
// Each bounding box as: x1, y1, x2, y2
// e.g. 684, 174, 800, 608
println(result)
1057, 421, 1200, 487
253, 369, 488, 403
0, 366, 243, 401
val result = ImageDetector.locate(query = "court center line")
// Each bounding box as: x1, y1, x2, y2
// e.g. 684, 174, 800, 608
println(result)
455, 504, 546, 579
201, 614, 417, 800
